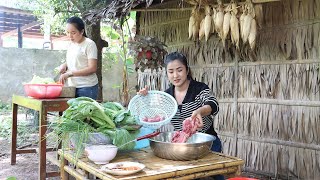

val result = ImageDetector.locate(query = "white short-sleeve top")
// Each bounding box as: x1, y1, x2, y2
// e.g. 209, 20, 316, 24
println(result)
66, 37, 98, 88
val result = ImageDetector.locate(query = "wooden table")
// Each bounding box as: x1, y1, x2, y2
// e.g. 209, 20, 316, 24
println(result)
11, 95, 70, 180
58, 149, 244, 180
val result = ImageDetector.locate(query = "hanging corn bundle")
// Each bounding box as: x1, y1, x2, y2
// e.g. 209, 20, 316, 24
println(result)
188, 7, 196, 40
211, 7, 216, 33
230, 0, 240, 49
242, 9, 253, 43
243, 0, 258, 50
222, 4, 231, 47
240, 5, 246, 42
204, 5, 212, 41
215, 0, 224, 38
199, 18, 205, 40
248, 18, 257, 50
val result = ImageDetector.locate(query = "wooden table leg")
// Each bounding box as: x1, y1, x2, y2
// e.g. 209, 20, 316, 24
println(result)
60, 156, 68, 180
11, 103, 18, 165
39, 108, 47, 180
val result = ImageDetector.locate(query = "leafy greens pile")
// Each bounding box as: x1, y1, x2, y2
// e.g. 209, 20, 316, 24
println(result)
51, 97, 140, 152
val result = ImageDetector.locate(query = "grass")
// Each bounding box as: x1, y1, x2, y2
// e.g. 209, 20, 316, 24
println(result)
0, 116, 38, 146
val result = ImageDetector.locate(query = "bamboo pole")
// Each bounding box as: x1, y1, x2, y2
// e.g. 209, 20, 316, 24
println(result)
233, 49, 240, 157
139, 17, 189, 30
190, 59, 320, 69
132, 0, 281, 12
63, 166, 88, 180
219, 133, 320, 151
166, 166, 239, 180
219, 98, 320, 107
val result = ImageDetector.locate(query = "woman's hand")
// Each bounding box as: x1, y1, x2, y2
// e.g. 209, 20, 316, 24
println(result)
191, 110, 204, 129
58, 72, 71, 84
59, 64, 67, 74
138, 86, 148, 96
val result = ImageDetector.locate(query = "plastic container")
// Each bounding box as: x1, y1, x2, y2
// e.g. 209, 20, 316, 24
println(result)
134, 127, 154, 149
128, 90, 178, 129
24, 84, 63, 99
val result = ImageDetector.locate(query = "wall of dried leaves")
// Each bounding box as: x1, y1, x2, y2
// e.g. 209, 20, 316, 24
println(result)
136, 0, 320, 178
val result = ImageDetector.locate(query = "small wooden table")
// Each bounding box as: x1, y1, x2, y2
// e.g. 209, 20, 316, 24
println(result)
11, 95, 70, 180
58, 149, 244, 180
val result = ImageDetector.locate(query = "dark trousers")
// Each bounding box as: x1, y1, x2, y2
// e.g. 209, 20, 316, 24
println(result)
76, 84, 98, 100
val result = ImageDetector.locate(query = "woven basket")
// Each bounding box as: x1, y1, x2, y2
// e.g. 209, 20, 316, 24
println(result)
128, 90, 178, 129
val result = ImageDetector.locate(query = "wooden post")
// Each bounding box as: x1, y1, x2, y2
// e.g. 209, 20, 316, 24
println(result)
39, 105, 47, 180
18, 24, 23, 48
233, 48, 240, 157
10, 103, 18, 165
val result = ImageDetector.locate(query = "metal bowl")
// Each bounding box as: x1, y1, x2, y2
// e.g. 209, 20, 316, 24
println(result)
149, 132, 216, 161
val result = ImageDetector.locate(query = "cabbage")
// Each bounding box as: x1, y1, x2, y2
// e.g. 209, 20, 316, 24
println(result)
28, 75, 56, 84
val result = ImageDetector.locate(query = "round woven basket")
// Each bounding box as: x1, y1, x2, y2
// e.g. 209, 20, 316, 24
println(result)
128, 90, 178, 129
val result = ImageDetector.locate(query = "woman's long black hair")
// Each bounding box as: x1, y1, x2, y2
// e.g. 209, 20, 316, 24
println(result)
164, 52, 192, 79
67, 16, 87, 37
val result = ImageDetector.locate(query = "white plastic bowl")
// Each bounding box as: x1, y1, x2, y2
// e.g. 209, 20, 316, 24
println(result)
85, 144, 118, 164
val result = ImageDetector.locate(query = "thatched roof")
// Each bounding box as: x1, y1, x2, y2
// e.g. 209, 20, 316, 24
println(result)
83, 0, 165, 22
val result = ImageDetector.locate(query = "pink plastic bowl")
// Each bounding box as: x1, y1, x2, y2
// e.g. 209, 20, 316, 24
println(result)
24, 84, 63, 99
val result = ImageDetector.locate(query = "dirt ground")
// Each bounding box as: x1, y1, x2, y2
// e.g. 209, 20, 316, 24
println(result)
0, 113, 275, 180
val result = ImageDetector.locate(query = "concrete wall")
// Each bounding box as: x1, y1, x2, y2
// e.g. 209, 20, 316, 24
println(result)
0, 47, 137, 103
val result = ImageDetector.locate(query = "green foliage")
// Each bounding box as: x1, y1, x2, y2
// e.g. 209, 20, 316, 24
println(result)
6, 177, 17, 180
0, 101, 10, 112
17, 0, 80, 35
50, 97, 140, 154
0, 117, 37, 145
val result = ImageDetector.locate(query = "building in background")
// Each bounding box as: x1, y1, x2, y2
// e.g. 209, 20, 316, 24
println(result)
0, 6, 68, 50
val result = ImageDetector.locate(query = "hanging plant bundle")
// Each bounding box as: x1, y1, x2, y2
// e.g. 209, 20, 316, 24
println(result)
129, 35, 167, 72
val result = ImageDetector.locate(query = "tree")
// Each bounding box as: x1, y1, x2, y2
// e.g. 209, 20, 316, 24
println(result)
20, 0, 109, 101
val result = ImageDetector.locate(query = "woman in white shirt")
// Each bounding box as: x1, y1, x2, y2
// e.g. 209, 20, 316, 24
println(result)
58, 16, 99, 100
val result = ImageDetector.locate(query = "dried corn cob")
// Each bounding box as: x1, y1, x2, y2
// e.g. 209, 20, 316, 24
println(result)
211, 7, 217, 33
199, 19, 205, 40
204, 6, 212, 41
188, 7, 197, 40
230, 1, 239, 49
248, 18, 257, 50
230, 13, 240, 49
222, 5, 231, 47
240, 5, 246, 41
215, 3, 224, 38
242, 13, 253, 43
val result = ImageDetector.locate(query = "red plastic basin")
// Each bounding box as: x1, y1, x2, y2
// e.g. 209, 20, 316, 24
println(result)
24, 84, 63, 99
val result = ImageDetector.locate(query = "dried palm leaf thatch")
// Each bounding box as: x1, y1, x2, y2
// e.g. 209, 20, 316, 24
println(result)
238, 63, 320, 101
254, 4, 263, 28
237, 102, 320, 145
219, 135, 237, 156
215, 102, 235, 133
137, 68, 168, 91
83, 0, 164, 22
